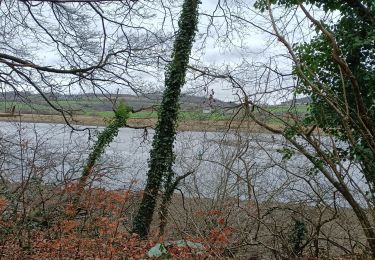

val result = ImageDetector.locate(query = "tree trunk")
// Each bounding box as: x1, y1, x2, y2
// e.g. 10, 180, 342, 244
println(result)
74, 103, 129, 208
339, 184, 375, 256
131, 0, 200, 238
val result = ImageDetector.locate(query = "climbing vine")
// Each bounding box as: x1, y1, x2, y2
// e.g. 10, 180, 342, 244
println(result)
75, 101, 130, 205
132, 0, 200, 238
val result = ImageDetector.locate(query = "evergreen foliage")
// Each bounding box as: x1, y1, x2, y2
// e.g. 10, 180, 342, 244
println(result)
255, 0, 375, 256
294, 1, 375, 182
82, 101, 130, 180
289, 219, 307, 257
76, 101, 130, 202
132, 0, 200, 238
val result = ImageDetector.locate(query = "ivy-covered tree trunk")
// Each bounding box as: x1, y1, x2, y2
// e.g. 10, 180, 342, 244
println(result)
74, 102, 129, 206
132, 0, 200, 238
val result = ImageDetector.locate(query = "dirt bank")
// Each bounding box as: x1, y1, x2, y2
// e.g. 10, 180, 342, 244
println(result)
0, 113, 282, 133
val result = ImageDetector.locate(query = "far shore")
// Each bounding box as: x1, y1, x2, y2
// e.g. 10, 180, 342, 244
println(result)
0, 113, 283, 133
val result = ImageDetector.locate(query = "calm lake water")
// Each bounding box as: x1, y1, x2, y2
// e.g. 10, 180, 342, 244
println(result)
0, 121, 363, 204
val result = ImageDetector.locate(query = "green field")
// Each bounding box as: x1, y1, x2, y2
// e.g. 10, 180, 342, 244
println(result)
265, 104, 309, 113
0, 99, 308, 123
0, 100, 232, 121
84, 110, 230, 121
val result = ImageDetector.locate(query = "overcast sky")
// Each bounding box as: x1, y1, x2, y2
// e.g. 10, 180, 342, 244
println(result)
2, 0, 318, 103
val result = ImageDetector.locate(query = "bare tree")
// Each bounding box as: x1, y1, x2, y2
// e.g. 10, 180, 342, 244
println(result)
189, 0, 375, 256
0, 0, 172, 128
